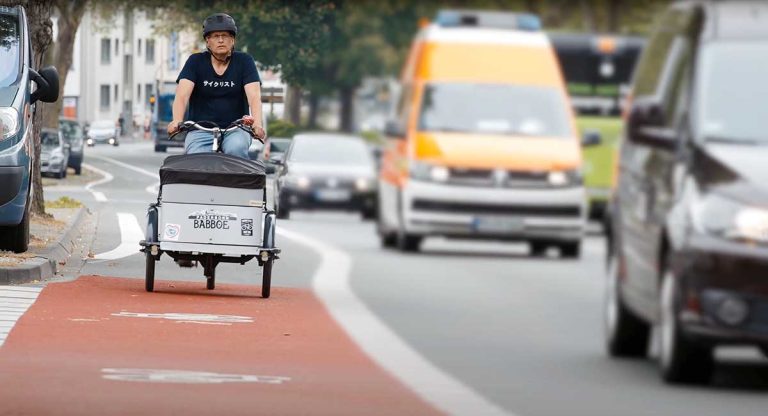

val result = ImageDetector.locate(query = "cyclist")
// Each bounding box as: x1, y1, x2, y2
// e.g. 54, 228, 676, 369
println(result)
167, 13, 266, 158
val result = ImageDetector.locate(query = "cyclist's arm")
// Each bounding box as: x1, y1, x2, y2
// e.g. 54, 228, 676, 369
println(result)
171, 79, 194, 128
244, 82, 263, 128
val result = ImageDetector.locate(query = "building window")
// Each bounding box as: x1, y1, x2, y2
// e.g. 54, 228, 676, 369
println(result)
100, 85, 110, 110
114, 38, 119, 55
137, 84, 141, 101
114, 84, 118, 102
137, 38, 142, 56
146, 39, 155, 64
145, 84, 153, 104
101, 38, 111, 64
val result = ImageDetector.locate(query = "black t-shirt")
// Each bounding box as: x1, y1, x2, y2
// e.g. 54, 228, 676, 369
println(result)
176, 51, 261, 128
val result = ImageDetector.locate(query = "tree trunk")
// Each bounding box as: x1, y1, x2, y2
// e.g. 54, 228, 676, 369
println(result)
283, 85, 302, 126
307, 91, 320, 129
42, 0, 88, 129
339, 86, 354, 133
1, 0, 54, 217
607, 0, 623, 33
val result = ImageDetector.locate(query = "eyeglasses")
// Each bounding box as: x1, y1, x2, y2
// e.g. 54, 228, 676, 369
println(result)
208, 34, 233, 41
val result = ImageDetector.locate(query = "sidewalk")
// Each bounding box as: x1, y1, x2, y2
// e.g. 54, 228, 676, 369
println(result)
0, 206, 89, 285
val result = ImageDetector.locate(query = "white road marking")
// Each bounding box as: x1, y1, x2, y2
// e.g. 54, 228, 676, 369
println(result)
101, 368, 290, 384
89, 155, 161, 196
111, 312, 253, 324
82, 162, 114, 202
276, 227, 512, 416
92, 213, 144, 261
0, 286, 42, 347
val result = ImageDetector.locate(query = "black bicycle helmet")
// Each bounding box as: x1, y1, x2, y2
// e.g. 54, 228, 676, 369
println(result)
202, 13, 238, 39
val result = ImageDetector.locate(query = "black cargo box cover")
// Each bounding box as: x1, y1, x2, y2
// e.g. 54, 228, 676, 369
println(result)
160, 153, 266, 189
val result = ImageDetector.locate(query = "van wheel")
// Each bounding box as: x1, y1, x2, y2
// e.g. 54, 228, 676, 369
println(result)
529, 241, 548, 257
604, 255, 650, 357
659, 269, 713, 384
559, 241, 581, 259
397, 225, 422, 252
0, 201, 30, 253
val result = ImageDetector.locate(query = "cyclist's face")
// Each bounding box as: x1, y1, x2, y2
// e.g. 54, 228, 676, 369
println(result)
206, 31, 234, 54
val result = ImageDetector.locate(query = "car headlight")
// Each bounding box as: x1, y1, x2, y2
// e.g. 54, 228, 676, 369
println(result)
0, 107, 20, 140
548, 169, 582, 187
355, 178, 371, 191
285, 175, 310, 189
691, 193, 768, 243
410, 161, 449, 182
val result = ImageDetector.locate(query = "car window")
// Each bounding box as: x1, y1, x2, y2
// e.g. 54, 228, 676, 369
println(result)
41, 132, 60, 147
697, 42, 768, 143
418, 83, 572, 137
288, 138, 373, 166
0, 13, 21, 92
92, 120, 114, 129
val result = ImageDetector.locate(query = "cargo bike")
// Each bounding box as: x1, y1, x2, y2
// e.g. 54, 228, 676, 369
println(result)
139, 119, 279, 298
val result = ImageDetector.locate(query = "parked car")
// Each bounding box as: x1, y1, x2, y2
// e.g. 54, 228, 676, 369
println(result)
0, 5, 60, 253
40, 128, 70, 179
59, 117, 84, 174
605, 0, 768, 384
86, 119, 119, 146
274, 134, 377, 220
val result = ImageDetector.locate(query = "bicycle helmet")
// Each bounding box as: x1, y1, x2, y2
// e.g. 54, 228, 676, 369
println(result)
202, 13, 238, 39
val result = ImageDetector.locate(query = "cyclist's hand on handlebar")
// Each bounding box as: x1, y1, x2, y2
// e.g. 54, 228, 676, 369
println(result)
252, 125, 266, 141
167, 120, 183, 135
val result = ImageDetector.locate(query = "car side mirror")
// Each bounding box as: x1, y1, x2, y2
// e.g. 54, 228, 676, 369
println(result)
582, 129, 602, 147
627, 96, 676, 150
384, 120, 405, 139
30, 66, 60, 104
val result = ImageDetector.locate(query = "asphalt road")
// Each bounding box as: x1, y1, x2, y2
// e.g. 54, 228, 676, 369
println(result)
4, 140, 768, 415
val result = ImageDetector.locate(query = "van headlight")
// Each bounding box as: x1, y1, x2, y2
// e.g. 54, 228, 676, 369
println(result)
355, 178, 371, 191
548, 169, 582, 187
284, 175, 310, 190
0, 108, 20, 140
691, 194, 768, 243
411, 161, 449, 182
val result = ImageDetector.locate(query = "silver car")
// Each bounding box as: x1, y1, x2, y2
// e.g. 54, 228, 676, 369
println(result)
86, 119, 119, 146
40, 128, 70, 179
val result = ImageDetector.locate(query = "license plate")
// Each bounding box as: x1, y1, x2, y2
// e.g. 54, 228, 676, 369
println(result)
315, 189, 351, 202
473, 217, 524, 233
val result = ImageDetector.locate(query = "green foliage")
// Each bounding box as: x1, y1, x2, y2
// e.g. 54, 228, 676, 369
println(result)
577, 115, 622, 198
359, 130, 384, 145
267, 117, 298, 138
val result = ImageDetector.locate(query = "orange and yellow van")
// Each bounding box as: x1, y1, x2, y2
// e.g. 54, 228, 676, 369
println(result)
378, 10, 595, 257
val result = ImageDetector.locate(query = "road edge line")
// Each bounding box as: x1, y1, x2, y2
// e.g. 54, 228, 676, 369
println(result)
277, 227, 513, 416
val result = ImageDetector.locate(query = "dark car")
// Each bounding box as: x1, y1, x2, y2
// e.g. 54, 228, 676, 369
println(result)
0, 5, 59, 253
40, 128, 70, 179
605, 0, 768, 384
274, 134, 377, 220
249, 137, 291, 174
59, 118, 84, 174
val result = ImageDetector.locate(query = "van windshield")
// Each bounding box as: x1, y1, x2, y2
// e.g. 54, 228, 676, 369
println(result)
0, 13, 21, 91
698, 42, 768, 144
418, 83, 572, 137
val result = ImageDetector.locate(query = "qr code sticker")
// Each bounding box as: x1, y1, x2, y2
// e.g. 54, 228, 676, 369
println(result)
241, 219, 253, 236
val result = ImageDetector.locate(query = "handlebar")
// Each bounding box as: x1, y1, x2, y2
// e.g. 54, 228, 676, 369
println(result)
169, 118, 265, 152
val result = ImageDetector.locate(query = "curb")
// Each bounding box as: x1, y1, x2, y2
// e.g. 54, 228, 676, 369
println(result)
0, 206, 88, 285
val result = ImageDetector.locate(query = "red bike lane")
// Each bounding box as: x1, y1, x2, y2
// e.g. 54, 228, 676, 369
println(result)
0, 276, 440, 415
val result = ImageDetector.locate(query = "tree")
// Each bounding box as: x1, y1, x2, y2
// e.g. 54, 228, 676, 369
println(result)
1, 0, 54, 217
42, 0, 88, 130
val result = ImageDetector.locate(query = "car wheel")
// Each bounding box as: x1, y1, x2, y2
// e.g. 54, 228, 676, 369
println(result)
396, 222, 421, 252
659, 269, 713, 384
0, 200, 30, 253
604, 255, 651, 357
113, 141, 119, 147
54, 168, 64, 179
74, 164, 82, 175
559, 241, 581, 259
154, 145, 167, 152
